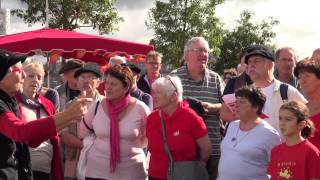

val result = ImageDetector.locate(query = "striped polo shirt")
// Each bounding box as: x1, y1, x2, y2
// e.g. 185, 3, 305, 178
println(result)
170, 65, 225, 156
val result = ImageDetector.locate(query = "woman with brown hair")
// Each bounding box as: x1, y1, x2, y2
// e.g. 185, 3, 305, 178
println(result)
294, 58, 320, 149
79, 65, 150, 180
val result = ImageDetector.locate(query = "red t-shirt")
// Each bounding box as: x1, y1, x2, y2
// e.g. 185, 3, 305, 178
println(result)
309, 113, 320, 150
268, 140, 320, 180
146, 101, 208, 179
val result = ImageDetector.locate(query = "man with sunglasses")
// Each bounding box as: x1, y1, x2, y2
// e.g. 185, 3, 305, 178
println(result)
0, 50, 91, 180
170, 37, 224, 180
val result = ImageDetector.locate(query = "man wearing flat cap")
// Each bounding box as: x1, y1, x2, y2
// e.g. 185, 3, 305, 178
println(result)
55, 59, 84, 111
244, 45, 306, 133
0, 50, 90, 180
61, 62, 104, 180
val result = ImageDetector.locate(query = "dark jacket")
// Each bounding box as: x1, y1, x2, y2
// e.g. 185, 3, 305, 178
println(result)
0, 89, 58, 180
131, 87, 153, 110
223, 73, 253, 95
137, 74, 151, 94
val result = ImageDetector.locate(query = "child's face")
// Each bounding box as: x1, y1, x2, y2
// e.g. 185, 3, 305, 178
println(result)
279, 109, 305, 137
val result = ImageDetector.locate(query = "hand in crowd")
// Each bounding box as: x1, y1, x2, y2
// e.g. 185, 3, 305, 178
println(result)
65, 95, 92, 121
219, 102, 237, 122
201, 102, 221, 114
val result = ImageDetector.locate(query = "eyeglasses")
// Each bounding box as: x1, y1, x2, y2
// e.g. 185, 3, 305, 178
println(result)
166, 75, 177, 92
78, 76, 99, 81
190, 48, 209, 54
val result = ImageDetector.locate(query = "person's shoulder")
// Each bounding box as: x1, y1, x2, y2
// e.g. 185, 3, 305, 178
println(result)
259, 121, 280, 136
170, 66, 187, 76
206, 68, 220, 77
271, 143, 285, 153
134, 99, 149, 109
305, 140, 320, 153
54, 83, 66, 95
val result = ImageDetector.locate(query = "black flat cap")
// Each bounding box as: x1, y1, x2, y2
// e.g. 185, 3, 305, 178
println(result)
245, 45, 275, 64
128, 64, 141, 75
74, 62, 103, 78
59, 59, 84, 74
0, 49, 28, 80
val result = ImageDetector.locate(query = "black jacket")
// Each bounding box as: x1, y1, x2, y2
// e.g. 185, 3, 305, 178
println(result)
131, 87, 153, 110
137, 74, 151, 94
0, 89, 33, 180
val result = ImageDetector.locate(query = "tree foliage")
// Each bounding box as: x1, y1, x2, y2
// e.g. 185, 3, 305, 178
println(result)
11, 0, 123, 34
215, 10, 279, 73
146, 0, 225, 69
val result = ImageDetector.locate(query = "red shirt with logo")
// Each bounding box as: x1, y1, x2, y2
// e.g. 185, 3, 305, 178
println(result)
146, 101, 208, 179
268, 140, 320, 180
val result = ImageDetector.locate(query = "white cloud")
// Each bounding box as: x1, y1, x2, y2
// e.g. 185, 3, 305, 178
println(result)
216, 0, 320, 59
2, 0, 320, 59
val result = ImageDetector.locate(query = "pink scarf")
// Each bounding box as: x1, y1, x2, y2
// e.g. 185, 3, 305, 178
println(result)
107, 94, 130, 173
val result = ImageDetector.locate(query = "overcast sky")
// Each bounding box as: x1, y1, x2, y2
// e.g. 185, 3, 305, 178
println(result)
1, 0, 320, 59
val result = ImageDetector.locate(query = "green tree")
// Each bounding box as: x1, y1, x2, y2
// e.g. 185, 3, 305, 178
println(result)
215, 10, 279, 73
11, 0, 123, 34
146, 0, 225, 69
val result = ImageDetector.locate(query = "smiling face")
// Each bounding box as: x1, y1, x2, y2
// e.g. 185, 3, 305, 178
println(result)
185, 40, 210, 70
0, 62, 26, 96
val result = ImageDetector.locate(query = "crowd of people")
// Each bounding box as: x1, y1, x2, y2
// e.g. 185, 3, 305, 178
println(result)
0, 37, 320, 180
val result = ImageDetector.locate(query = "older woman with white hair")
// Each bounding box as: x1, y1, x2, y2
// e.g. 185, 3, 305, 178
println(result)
146, 75, 212, 180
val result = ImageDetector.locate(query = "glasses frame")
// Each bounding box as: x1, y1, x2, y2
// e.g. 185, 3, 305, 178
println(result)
166, 75, 177, 92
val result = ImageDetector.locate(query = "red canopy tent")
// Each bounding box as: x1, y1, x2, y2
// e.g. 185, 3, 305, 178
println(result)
0, 28, 154, 66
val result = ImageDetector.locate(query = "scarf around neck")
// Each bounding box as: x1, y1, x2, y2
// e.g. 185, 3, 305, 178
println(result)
106, 94, 130, 173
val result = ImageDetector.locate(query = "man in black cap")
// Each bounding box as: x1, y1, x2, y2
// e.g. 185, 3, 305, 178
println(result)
61, 62, 104, 180
128, 64, 153, 110
224, 45, 306, 132
0, 49, 90, 180
55, 59, 84, 111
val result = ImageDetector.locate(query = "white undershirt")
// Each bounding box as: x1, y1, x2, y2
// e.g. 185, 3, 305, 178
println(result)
22, 104, 53, 173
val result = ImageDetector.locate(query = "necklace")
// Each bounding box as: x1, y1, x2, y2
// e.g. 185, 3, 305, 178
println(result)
231, 125, 252, 148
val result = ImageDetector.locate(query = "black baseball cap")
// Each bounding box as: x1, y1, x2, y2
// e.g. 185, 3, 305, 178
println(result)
0, 49, 28, 80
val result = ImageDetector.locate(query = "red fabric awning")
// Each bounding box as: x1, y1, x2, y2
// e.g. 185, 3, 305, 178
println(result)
0, 28, 154, 65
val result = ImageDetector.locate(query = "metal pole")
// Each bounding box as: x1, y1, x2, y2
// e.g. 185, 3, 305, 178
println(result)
45, 0, 49, 28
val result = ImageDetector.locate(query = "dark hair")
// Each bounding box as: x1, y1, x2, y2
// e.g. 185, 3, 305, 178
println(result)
235, 86, 266, 115
294, 58, 320, 79
105, 65, 134, 94
223, 68, 237, 78
280, 101, 315, 138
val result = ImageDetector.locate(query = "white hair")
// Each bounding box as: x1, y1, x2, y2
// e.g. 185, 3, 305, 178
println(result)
152, 76, 183, 101
183, 37, 209, 58
109, 56, 126, 66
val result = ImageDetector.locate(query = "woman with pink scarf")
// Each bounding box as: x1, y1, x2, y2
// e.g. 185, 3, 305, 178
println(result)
79, 65, 150, 180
